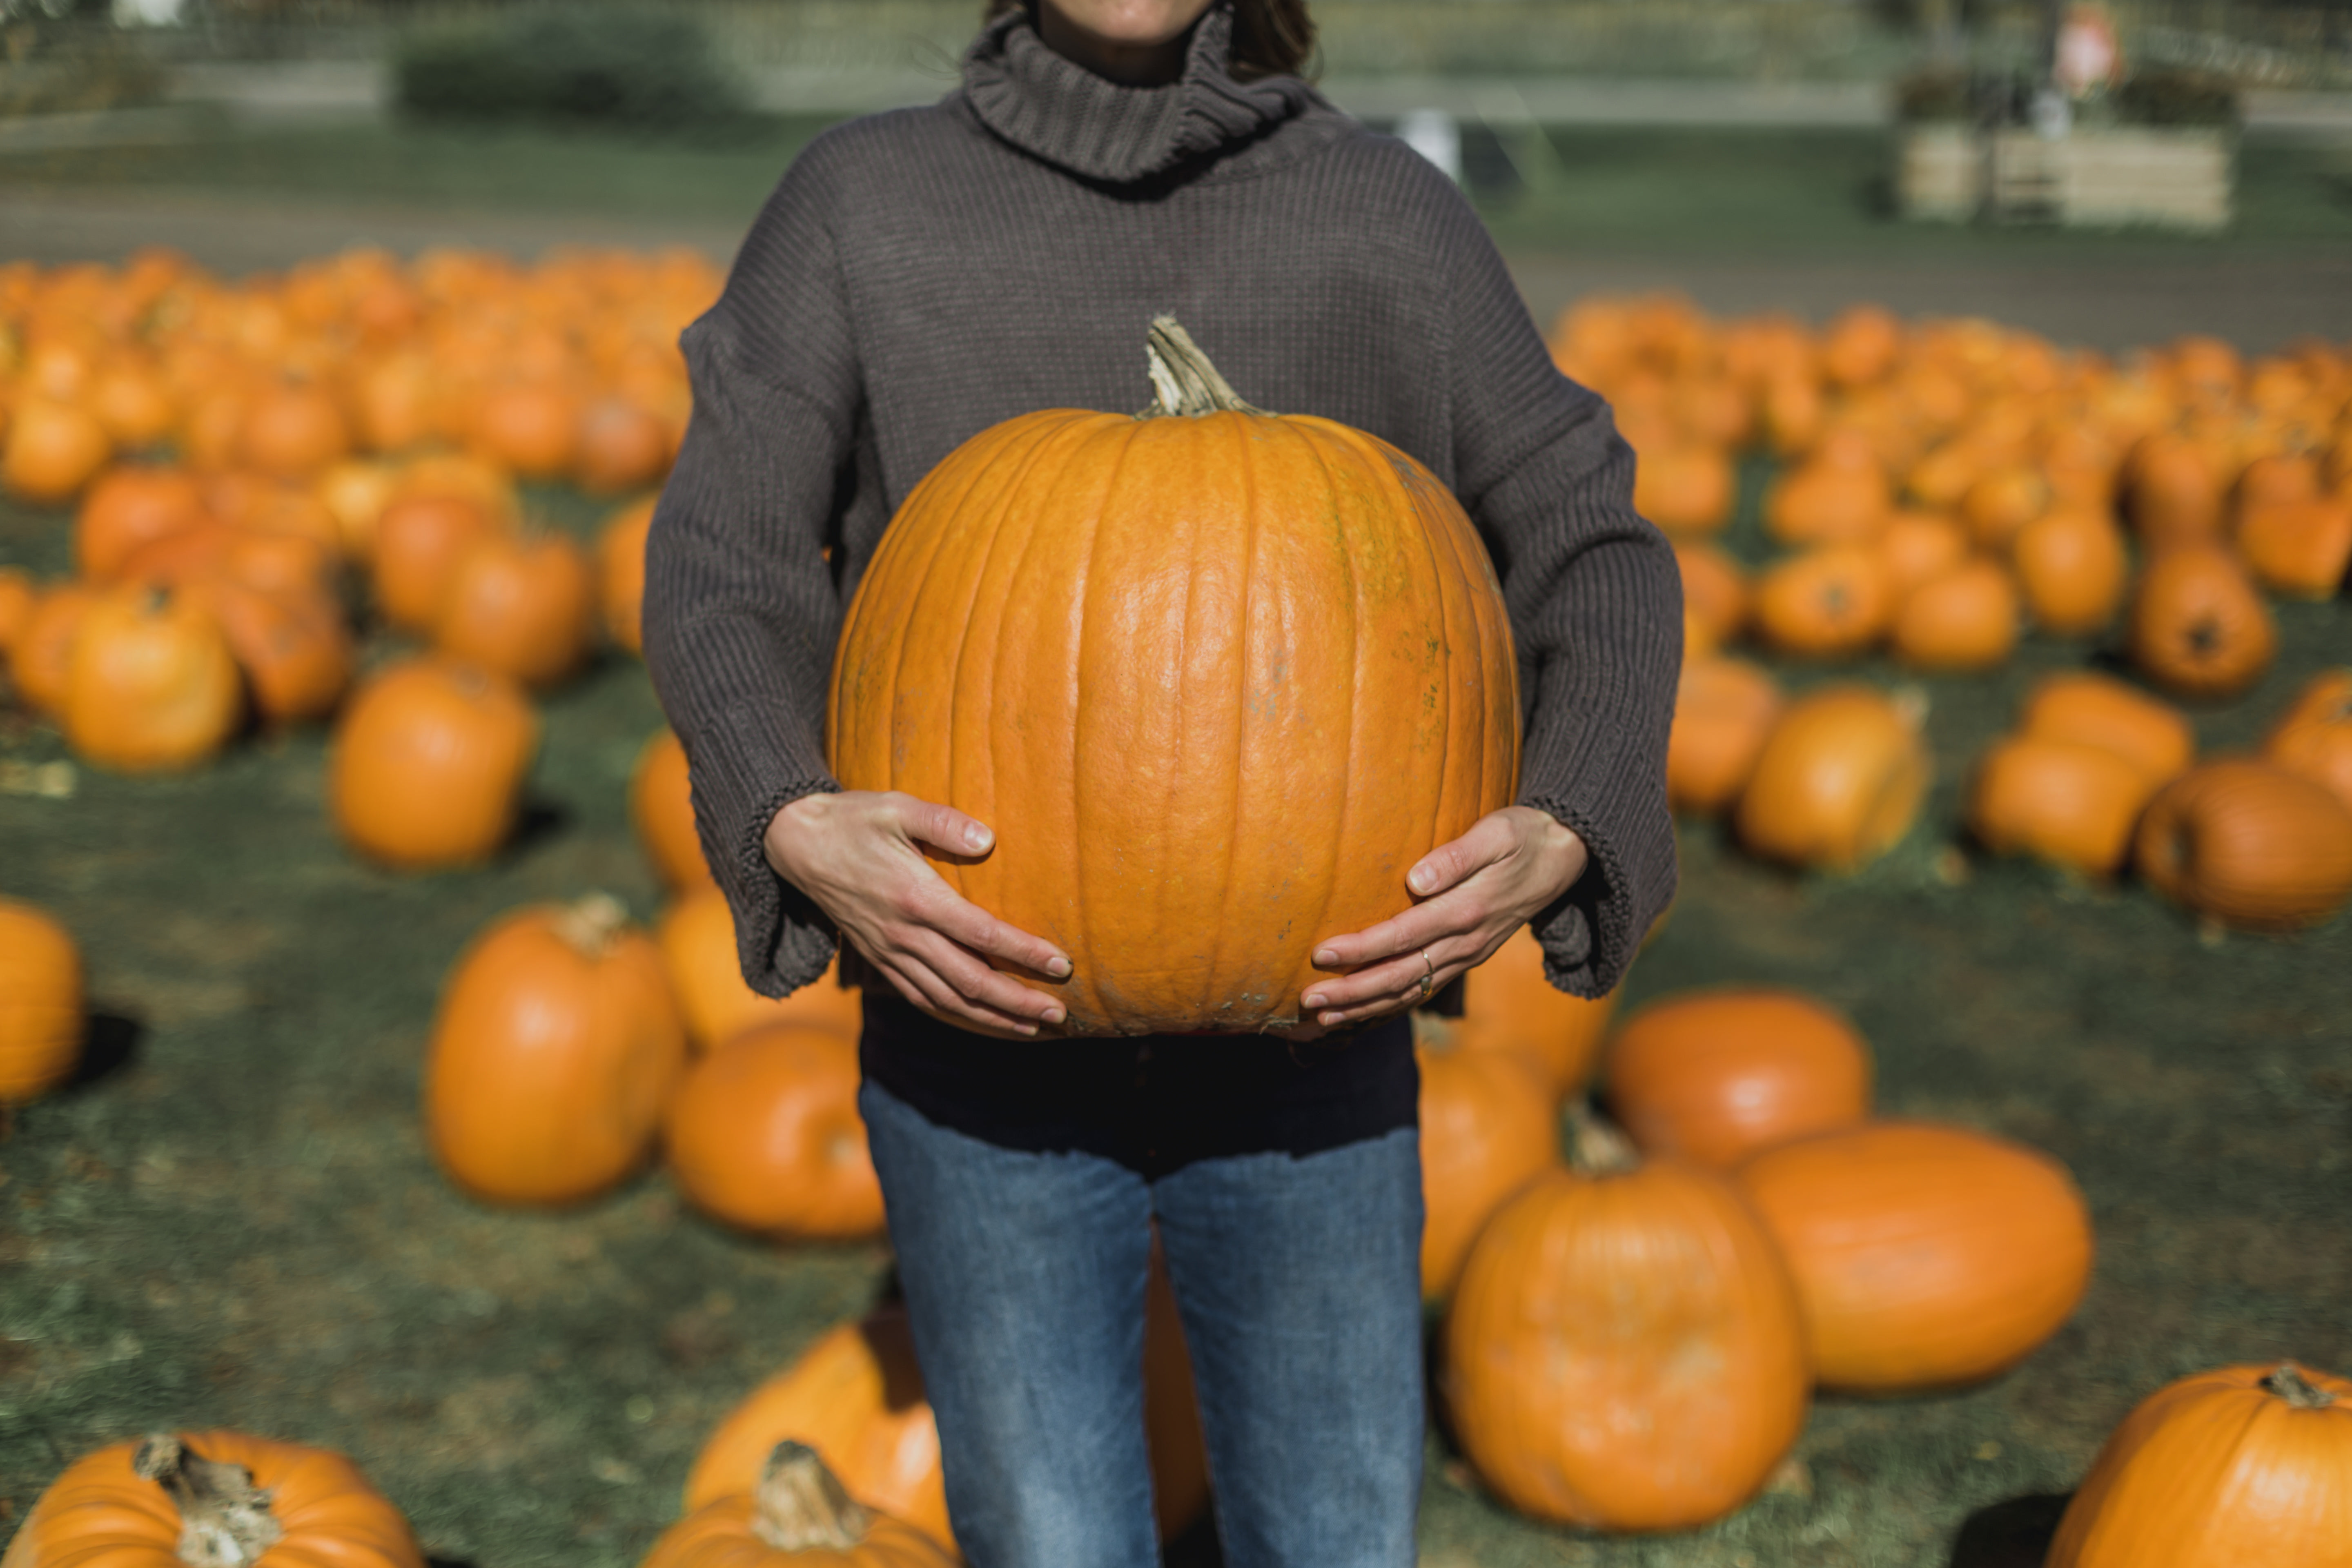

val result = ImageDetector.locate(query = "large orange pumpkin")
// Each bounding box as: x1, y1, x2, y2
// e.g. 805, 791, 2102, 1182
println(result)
1735, 1120, 2094, 1392
2134, 759, 2352, 929
1969, 734, 2158, 878
828, 319, 1518, 1036
327, 656, 538, 869
2045, 1362, 2352, 1568
424, 894, 688, 1205
0, 898, 83, 1104
633, 726, 715, 889
659, 885, 865, 1052
0, 1430, 423, 1568
1415, 1024, 1558, 1299
1604, 988, 1871, 1168
63, 584, 244, 772
2127, 543, 2276, 699
642, 1443, 956, 1568
664, 1022, 885, 1240
1441, 1109, 1810, 1532
1666, 656, 1782, 817
1443, 922, 1620, 1096
2264, 667, 2352, 815
1734, 685, 1930, 870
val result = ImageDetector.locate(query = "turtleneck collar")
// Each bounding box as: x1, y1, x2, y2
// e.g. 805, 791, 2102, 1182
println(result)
962, 2, 1321, 185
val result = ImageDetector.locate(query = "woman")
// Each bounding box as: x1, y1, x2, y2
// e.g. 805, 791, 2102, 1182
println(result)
641, 1, 1681, 1563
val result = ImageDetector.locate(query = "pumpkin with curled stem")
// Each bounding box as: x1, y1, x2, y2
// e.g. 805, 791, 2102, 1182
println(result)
644, 1443, 955, 1568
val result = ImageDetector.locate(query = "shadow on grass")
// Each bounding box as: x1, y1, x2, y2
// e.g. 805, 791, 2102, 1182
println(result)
1949, 1491, 2072, 1567
67, 1009, 146, 1091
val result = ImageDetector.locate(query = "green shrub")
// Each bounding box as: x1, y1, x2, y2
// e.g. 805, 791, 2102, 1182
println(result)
2115, 67, 2240, 129
395, 6, 746, 131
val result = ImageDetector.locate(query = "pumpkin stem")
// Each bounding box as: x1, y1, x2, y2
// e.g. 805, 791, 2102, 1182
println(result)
550, 892, 629, 956
749, 1441, 872, 1551
132, 1434, 286, 1568
1563, 1099, 1642, 1178
2262, 1363, 2336, 1410
1141, 316, 1268, 419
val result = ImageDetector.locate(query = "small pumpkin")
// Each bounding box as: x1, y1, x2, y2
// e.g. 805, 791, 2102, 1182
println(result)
2235, 495, 2352, 599
574, 396, 674, 496
664, 1023, 885, 1241
2127, 543, 2276, 699
2011, 505, 2129, 636
658, 884, 864, 1052
471, 379, 579, 479
180, 572, 354, 727
74, 465, 207, 581
1666, 655, 1783, 817
314, 458, 401, 557
1888, 558, 2020, 672
1634, 440, 1735, 535
1444, 922, 1620, 1097
1873, 509, 1971, 599
1673, 539, 1748, 650
0, 1430, 424, 1568
0, 898, 83, 1104
1969, 734, 2157, 878
2134, 759, 2352, 930
597, 494, 656, 654
1752, 544, 1895, 658
2263, 667, 2352, 815
432, 529, 596, 690
1735, 1120, 2095, 1393
1441, 1107, 1810, 1532
327, 656, 538, 869
2, 398, 111, 505
1734, 684, 1930, 871
1958, 463, 2051, 550
2045, 1362, 2352, 1568
1763, 431, 1892, 547
423, 893, 688, 1205
1415, 1021, 1559, 1300
633, 726, 715, 890
1604, 988, 1872, 1168
641, 1442, 956, 1568
2125, 430, 2226, 548
64, 583, 244, 772
237, 379, 351, 478
10, 584, 97, 718
87, 355, 180, 448
370, 492, 503, 633
2017, 671, 2194, 784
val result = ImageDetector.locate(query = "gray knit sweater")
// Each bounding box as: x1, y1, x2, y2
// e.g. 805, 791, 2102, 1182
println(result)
642, 2, 1682, 1011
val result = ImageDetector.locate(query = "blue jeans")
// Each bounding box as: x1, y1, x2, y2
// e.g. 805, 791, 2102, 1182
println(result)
859, 1079, 1425, 1568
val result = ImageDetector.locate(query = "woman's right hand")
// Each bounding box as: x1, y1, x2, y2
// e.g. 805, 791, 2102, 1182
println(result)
763, 790, 1072, 1037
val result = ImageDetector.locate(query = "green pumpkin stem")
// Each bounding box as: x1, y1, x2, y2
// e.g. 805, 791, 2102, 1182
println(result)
132, 1434, 286, 1568
1141, 316, 1268, 419
750, 1440, 872, 1551
2262, 1363, 2336, 1410
1564, 1099, 1642, 1179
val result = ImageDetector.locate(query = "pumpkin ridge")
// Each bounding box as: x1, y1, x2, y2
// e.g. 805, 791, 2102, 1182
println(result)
1312, 421, 1370, 1023
1392, 426, 1469, 907
1205, 411, 1261, 1020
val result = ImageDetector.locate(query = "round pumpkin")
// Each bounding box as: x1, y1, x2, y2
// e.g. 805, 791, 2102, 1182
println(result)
237, 379, 351, 478
1889, 558, 2020, 672
0, 1429, 423, 1568
0, 898, 83, 1104
2, 399, 111, 505
1666, 655, 1783, 817
2264, 667, 2352, 815
575, 396, 674, 496
1752, 545, 1894, 658
2017, 671, 2194, 784
2045, 1362, 2352, 1568
1441, 1110, 1810, 1532
472, 380, 579, 478
1634, 440, 1735, 535
642, 1442, 956, 1568
74, 465, 207, 581
2127, 543, 2276, 699
827, 319, 1519, 1036
2126, 430, 2226, 548
664, 1023, 884, 1240
87, 356, 180, 449
10, 584, 97, 718
597, 494, 656, 655
1735, 1119, 2095, 1392
1763, 433, 1892, 548
432, 530, 595, 690
658, 885, 864, 1052
1873, 509, 1971, 599
1958, 463, 2051, 550
2236, 495, 2352, 599
1604, 988, 1872, 1168
2011, 505, 2129, 635
63, 584, 243, 772
423, 893, 688, 1206
2134, 759, 2352, 930
633, 726, 714, 890
314, 458, 401, 557
370, 492, 503, 633
1415, 1025, 1559, 1300
1734, 684, 1930, 871
327, 656, 538, 869
1969, 734, 2159, 878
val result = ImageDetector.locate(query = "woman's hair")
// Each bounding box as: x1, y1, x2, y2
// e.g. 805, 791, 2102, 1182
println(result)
984, 0, 1318, 82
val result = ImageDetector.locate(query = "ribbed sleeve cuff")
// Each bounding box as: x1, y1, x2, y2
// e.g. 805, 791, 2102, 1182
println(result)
685, 696, 842, 998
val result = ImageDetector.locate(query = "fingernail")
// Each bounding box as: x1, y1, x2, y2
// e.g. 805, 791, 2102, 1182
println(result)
1320, 1011, 1344, 1027
1408, 867, 1435, 895
964, 825, 990, 851
1047, 956, 1072, 979
1312, 948, 1337, 967
1302, 991, 1327, 1009
1042, 1006, 1066, 1026
1016, 1023, 1038, 1037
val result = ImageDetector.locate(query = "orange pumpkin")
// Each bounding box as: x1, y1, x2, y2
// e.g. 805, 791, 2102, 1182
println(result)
370, 492, 503, 633
432, 530, 595, 690
2236, 495, 2352, 599
597, 494, 656, 654
315, 459, 401, 558
2232, 450, 2321, 516
327, 656, 539, 869
1820, 303, 1901, 388
1873, 509, 1971, 599
2125, 430, 2226, 547
472, 380, 579, 478
1633, 440, 1735, 535
575, 396, 674, 495
1888, 558, 2020, 672
2, 399, 111, 504
2127, 543, 2277, 699
2264, 667, 2352, 815
664, 1023, 884, 1240
2045, 1362, 2352, 1568
1969, 734, 2157, 877
2134, 759, 2352, 930
1415, 1023, 1559, 1299
658, 885, 863, 1051
1958, 463, 2051, 550
633, 726, 714, 890
1604, 988, 1871, 1168
74, 465, 207, 581
237, 379, 351, 478
0, 897, 83, 1104
0, 1430, 423, 1568
0, 568, 34, 662
63, 584, 243, 772
2017, 671, 2194, 783
1752, 544, 1895, 658
423, 894, 688, 1205
1763, 431, 1892, 547
1735, 1120, 2095, 1392
1734, 685, 1930, 870
641, 1443, 956, 1568
86, 355, 180, 449
828, 319, 1518, 1036
10, 584, 97, 718
1445, 922, 1620, 1096
1441, 1109, 1810, 1532
2011, 505, 2129, 635
180, 573, 354, 727
1666, 655, 1783, 817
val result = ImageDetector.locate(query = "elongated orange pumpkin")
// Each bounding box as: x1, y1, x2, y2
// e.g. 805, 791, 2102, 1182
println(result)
2127, 543, 2276, 699
829, 319, 1518, 1036
643, 1442, 956, 1568
2046, 1362, 2352, 1568
1735, 1120, 2094, 1392
1441, 1109, 1810, 1532
0, 1430, 424, 1568
2017, 671, 2194, 784
1735, 684, 1930, 871
1604, 988, 1872, 1168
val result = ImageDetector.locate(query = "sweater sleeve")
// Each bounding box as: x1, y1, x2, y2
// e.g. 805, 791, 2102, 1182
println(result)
1439, 207, 1683, 999
641, 151, 864, 998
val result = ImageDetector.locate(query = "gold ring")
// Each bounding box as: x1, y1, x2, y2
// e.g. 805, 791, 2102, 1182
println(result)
1416, 950, 1436, 1001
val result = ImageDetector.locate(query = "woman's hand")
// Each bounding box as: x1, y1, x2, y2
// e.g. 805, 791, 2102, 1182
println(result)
764, 791, 1072, 1037
1296, 805, 1589, 1030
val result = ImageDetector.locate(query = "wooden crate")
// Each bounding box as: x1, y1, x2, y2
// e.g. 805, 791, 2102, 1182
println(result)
1896, 123, 1983, 221
1901, 125, 2234, 232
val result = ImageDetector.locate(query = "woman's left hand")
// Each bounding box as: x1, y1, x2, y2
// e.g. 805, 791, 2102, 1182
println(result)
1294, 805, 1589, 1031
